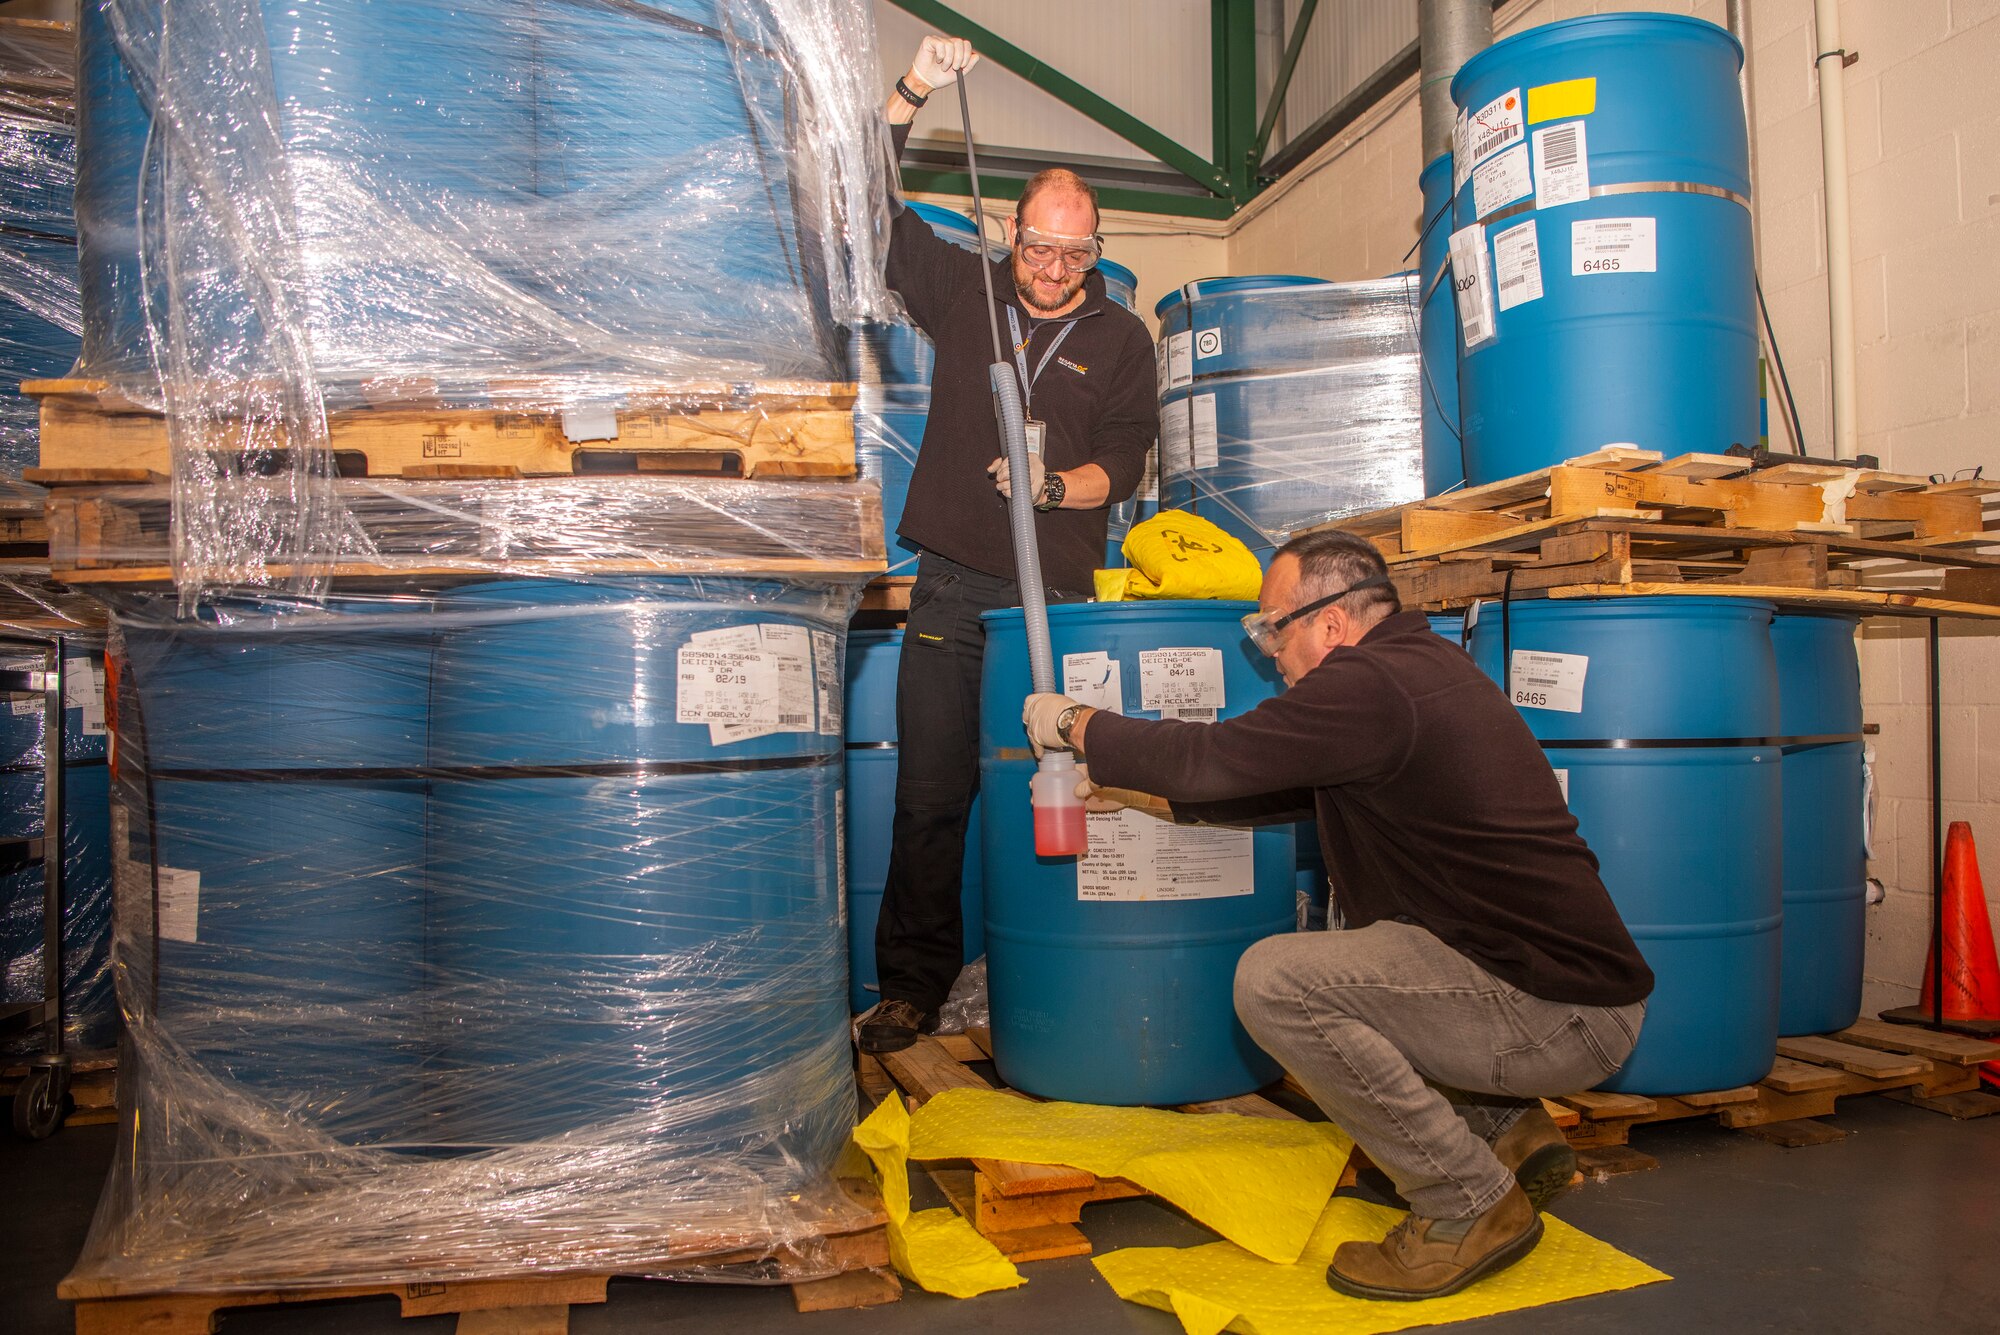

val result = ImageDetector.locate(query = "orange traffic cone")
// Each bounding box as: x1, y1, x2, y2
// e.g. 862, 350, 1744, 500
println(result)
1883, 822, 2000, 1038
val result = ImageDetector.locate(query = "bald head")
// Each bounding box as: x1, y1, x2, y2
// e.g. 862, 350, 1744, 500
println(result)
1017, 167, 1099, 233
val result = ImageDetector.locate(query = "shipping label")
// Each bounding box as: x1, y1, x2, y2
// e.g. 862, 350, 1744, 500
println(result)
1139, 647, 1225, 722
1571, 217, 1657, 275
1508, 650, 1589, 714
1077, 809, 1255, 902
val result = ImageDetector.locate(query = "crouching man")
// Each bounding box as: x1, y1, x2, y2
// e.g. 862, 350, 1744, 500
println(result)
1022, 528, 1653, 1301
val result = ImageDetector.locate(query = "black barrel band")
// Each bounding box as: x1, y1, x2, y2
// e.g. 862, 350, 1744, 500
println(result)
1539, 732, 1863, 751
843, 741, 898, 751
148, 754, 839, 783
0, 755, 109, 774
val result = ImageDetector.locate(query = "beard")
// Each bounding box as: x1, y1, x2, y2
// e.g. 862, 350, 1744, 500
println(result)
1013, 256, 1085, 313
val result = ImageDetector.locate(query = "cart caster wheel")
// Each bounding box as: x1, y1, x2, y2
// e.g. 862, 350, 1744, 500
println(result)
11, 1066, 67, 1140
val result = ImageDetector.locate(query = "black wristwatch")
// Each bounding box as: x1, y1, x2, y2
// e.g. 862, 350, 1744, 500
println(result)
1055, 703, 1085, 751
1034, 470, 1066, 512
895, 76, 929, 109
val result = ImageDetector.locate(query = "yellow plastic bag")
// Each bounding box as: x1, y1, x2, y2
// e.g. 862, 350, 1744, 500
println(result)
1102, 510, 1264, 603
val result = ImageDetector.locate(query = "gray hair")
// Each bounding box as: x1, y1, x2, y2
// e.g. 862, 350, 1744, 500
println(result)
1272, 528, 1400, 624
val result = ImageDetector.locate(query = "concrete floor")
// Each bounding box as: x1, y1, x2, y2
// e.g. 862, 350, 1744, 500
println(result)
7, 1094, 2000, 1335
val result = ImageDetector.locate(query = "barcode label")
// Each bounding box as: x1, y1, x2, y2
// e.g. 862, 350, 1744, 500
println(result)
1532, 120, 1591, 210
1571, 217, 1657, 275
1464, 87, 1524, 166
1447, 223, 1498, 350
1166, 706, 1217, 723
1493, 220, 1544, 311
1472, 143, 1532, 219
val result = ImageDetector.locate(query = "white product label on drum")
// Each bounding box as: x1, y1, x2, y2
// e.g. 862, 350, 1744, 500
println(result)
157, 866, 201, 944
1062, 651, 1124, 715
1492, 220, 1545, 312
1464, 87, 1525, 167
834, 789, 848, 925
1532, 120, 1591, 210
677, 623, 816, 745
811, 629, 841, 736
1452, 107, 1473, 193
1190, 394, 1220, 470
1472, 143, 1532, 219
1154, 340, 1171, 398
1077, 809, 1254, 902
1552, 767, 1570, 802
1508, 649, 1589, 713
1161, 400, 1193, 479
11, 696, 36, 716
1448, 223, 1498, 351
1194, 327, 1224, 360
1139, 647, 1225, 721
1571, 217, 1657, 275
1166, 330, 1194, 388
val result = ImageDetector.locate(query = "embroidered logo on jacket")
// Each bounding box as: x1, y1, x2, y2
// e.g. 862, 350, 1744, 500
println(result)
1057, 356, 1088, 375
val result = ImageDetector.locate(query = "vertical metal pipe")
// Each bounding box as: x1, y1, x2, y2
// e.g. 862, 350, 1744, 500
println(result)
1418, 0, 1494, 165
1814, 0, 1860, 459
1930, 618, 1944, 1026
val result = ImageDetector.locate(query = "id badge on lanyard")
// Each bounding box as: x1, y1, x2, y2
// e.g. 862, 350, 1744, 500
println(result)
1007, 306, 1075, 463
1024, 420, 1046, 457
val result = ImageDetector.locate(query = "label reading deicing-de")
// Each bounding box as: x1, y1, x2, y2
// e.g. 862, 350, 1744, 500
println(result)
1139, 647, 1225, 721
1077, 809, 1255, 902
1472, 143, 1532, 219
1062, 651, 1125, 715
1531, 120, 1591, 210
1190, 394, 1220, 471
1508, 650, 1588, 713
1492, 220, 1544, 312
157, 866, 202, 944
1571, 217, 1657, 275
1166, 330, 1194, 388
677, 623, 818, 745
1464, 87, 1525, 167
1447, 223, 1498, 351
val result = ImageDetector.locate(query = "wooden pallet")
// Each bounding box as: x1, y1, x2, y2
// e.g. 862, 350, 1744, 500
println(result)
864, 1031, 1577, 1262
1314, 451, 2000, 619
857, 576, 915, 614
1556, 1021, 2000, 1176
36, 475, 886, 585
26, 377, 861, 482
63, 1178, 900, 1333
0, 1049, 118, 1129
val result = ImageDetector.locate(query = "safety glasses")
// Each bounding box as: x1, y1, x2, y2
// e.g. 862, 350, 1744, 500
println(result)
1015, 224, 1102, 273
1241, 574, 1392, 656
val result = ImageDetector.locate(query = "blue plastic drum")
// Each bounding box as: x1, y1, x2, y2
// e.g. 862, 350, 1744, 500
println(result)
980, 601, 1294, 1104
117, 599, 432, 1145
1098, 257, 1139, 313
1468, 595, 1781, 1094
1156, 275, 1424, 559
844, 628, 984, 1012
424, 578, 852, 1163
1418, 153, 1463, 496
0, 640, 116, 1051
1449, 15, 1757, 483
1771, 613, 1866, 1036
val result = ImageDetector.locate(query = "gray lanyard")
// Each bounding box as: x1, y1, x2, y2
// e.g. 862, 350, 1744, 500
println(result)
1005, 304, 1080, 418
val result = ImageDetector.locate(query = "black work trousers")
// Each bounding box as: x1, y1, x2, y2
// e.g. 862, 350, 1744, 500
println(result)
875, 550, 1083, 1013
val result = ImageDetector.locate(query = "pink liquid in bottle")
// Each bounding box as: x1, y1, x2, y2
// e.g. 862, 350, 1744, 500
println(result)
1033, 799, 1089, 857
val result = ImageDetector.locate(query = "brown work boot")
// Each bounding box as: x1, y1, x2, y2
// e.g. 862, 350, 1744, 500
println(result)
1326, 1184, 1543, 1301
856, 999, 937, 1054
1491, 1105, 1577, 1213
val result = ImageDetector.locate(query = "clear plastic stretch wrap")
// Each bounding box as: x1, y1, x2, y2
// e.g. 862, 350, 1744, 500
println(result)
0, 20, 83, 497
1156, 275, 1426, 558
74, 0, 894, 600
68, 571, 879, 1293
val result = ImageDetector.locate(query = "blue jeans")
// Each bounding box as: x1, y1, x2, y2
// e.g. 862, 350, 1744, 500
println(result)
1234, 920, 1645, 1220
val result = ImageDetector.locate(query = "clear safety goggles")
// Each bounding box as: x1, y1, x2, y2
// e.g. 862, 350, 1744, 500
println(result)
1015, 225, 1102, 273
1241, 574, 1392, 657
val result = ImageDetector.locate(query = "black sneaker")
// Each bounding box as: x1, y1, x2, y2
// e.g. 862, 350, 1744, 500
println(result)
858, 999, 937, 1054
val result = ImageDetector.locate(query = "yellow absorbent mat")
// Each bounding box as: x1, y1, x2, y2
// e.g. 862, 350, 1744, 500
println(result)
1098, 509, 1265, 603
852, 1094, 1024, 1299
1093, 1194, 1669, 1335
906, 1086, 1354, 1264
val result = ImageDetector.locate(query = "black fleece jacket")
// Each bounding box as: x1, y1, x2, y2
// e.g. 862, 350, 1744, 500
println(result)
1083, 611, 1656, 1008
884, 121, 1157, 591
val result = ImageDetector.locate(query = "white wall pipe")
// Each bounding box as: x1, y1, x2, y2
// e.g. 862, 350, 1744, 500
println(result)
1814, 0, 1859, 459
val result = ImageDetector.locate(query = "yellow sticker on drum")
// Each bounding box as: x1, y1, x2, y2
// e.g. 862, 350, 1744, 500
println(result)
1528, 76, 1597, 123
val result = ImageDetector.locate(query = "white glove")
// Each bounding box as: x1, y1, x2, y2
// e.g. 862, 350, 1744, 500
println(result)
988, 452, 1047, 503
1022, 692, 1079, 759
1075, 764, 1173, 819
910, 36, 979, 95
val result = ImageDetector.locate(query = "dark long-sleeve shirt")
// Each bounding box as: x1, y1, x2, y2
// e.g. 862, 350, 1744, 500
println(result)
884, 122, 1157, 591
1083, 611, 1655, 1008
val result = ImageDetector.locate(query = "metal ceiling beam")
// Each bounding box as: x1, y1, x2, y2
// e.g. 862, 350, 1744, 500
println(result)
884, 0, 1235, 201
1249, 0, 1317, 177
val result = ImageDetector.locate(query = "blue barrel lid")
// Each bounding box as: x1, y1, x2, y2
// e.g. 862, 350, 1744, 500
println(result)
1420, 152, 1452, 192
905, 198, 983, 240
1152, 274, 1325, 320
1452, 13, 1742, 105
1098, 256, 1137, 293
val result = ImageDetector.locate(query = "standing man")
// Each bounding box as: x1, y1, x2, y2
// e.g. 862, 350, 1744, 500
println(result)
859, 36, 1159, 1054
1021, 529, 1653, 1301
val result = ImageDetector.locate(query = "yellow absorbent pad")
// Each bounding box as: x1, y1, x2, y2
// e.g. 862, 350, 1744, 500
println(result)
1093, 1194, 1669, 1335
852, 1095, 1025, 1299
906, 1086, 1354, 1264
1099, 509, 1265, 603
